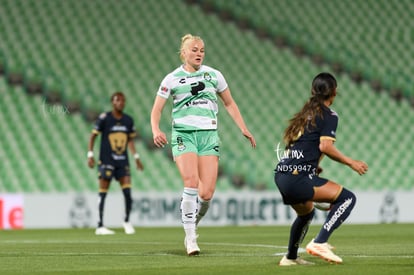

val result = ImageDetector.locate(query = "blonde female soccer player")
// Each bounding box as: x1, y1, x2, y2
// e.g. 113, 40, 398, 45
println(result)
151, 34, 256, 256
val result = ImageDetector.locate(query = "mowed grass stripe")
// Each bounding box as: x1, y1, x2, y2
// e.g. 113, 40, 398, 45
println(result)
0, 224, 413, 274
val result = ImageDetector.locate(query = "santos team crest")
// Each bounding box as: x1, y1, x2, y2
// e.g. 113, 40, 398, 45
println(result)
203, 72, 212, 81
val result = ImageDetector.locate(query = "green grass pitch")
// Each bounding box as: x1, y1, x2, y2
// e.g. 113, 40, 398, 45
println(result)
1, 224, 413, 274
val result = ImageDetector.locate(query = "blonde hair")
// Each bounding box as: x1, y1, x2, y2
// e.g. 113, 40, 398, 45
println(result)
179, 34, 203, 62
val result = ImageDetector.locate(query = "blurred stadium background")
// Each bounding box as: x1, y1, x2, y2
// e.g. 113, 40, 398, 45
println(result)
0, 0, 413, 217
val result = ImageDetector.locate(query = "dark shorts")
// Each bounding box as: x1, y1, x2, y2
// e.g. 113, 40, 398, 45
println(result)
98, 163, 130, 181
274, 172, 328, 205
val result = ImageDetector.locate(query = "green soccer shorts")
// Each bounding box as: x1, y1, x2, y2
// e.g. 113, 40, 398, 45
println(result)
171, 129, 220, 158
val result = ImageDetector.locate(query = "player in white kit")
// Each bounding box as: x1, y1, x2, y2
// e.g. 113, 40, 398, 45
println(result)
151, 34, 256, 255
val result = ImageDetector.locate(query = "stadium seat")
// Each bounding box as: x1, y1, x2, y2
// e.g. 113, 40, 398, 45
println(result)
0, 0, 413, 193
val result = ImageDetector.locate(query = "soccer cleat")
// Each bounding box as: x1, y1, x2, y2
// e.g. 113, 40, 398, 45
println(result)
123, 222, 135, 235
184, 235, 200, 256
279, 255, 314, 266
326, 243, 335, 250
306, 239, 343, 263
95, 227, 115, 235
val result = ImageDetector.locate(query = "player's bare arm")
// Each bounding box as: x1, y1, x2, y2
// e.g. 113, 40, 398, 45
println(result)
319, 138, 368, 175
218, 89, 256, 148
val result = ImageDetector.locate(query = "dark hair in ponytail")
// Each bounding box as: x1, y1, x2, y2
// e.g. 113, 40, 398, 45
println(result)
283, 73, 337, 146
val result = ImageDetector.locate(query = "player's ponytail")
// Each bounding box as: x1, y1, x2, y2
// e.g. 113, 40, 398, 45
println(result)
311, 72, 337, 101
283, 73, 337, 147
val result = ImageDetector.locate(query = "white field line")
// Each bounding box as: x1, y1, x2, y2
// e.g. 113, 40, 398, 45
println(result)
2, 240, 413, 259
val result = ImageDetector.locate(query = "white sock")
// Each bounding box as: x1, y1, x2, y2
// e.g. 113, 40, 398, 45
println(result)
196, 196, 210, 225
181, 187, 198, 236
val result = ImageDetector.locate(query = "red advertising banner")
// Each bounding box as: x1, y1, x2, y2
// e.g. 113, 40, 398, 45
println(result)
0, 194, 24, 229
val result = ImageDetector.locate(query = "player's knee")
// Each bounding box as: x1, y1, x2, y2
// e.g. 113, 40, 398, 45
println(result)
121, 183, 131, 189
182, 175, 198, 189
299, 208, 315, 222
334, 188, 356, 208
198, 192, 213, 201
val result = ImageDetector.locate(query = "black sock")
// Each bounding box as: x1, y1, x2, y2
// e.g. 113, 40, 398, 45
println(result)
287, 209, 315, 259
97, 192, 107, 228
315, 188, 356, 243
122, 187, 132, 223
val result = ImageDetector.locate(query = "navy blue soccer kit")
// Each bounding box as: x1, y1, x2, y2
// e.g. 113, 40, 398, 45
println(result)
92, 111, 136, 180
274, 106, 338, 204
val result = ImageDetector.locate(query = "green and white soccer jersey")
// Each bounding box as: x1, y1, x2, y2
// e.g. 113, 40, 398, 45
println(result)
157, 65, 228, 130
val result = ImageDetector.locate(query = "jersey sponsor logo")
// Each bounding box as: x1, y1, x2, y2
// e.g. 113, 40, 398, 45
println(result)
190, 81, 205, 95
185, 99, 208, 107
112, 154, 127, 160
323, 198, 353, 232
185, 72, 204, 79
179, 78, 186, 84
111, 125, 128, 132
160, 86, 169, 93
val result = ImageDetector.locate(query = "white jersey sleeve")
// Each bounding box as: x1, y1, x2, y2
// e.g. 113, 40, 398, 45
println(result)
215, 69, 228, 93
157, 74, 173, 99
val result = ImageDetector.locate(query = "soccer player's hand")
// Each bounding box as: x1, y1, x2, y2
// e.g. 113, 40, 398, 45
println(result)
87, 157, 95, 168
136, 159, 144, 171
316, 166, 323, 175
153, 130, 168, 148
350, 160, 368, 175
242, 130, 256, 148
